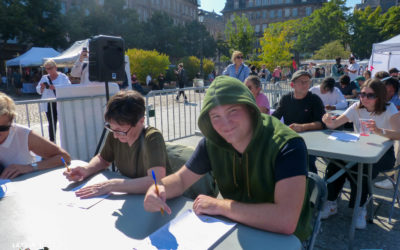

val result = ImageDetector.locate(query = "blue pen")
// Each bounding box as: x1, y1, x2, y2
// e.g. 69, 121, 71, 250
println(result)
151, 170, 164, 215
61, 157, 70, 172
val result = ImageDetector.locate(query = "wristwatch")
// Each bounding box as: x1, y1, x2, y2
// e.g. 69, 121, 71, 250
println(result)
31, 162, 39, 171
381, 128, 386, 135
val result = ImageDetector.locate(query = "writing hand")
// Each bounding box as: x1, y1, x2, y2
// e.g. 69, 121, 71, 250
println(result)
143, 184, 171, 214
63, 166, 88, 182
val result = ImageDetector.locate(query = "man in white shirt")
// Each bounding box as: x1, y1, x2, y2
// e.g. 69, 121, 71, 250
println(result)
345, 57, 359, 82
70, 47, 102, 85
310, 77, 347, 110
146, 74, 152, 86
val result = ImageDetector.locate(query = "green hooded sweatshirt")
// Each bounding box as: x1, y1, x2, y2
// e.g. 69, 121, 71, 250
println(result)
198, 75, 312, 241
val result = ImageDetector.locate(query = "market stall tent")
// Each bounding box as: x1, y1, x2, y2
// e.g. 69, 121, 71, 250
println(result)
45, 39, 89, 67
6, 47, 60, 67
368, 34, 400, 76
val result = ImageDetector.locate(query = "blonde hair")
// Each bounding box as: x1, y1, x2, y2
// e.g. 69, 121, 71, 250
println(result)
0, 92, 16, 121
231, 51, 243, 63
43, 59, 57, 69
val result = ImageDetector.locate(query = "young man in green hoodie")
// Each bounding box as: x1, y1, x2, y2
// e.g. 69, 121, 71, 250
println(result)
144, 76, 312, 241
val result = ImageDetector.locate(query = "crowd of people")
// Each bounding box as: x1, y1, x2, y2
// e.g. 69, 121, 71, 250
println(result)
1, 48, 400, 245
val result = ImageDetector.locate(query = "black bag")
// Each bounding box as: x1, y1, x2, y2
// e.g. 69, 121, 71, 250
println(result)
47, 76, 56, 95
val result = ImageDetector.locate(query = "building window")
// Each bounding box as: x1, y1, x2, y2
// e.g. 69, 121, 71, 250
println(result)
277, 0, 283, 4
292, 8, 298, 17
255, 24, 260, 32
234, 0, 239, 9
285, 8, 290, 17
306, 7, 312, 16
257, 11, 261, 19
256, 0, 261, 6
277, 9, 282, 17
262, 0, 267, 5
262, 23, 268, 31
248, 0, 253, 7
285, 0, 292, 3
302, 0, 307, 2
60, 1, 66, 14
270, 10, 275, 18
263, 10, 267, 19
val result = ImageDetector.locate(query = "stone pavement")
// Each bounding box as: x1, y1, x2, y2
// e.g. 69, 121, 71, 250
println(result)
173, 136, 400, 250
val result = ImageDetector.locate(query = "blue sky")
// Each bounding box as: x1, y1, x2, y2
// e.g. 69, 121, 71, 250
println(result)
200, 0, 363, 14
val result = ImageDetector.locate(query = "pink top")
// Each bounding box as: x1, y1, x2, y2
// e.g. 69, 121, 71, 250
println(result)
256, 93, 270, 114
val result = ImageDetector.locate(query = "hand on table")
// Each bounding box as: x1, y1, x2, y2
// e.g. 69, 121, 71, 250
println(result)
322, 113, 335, 128
325, 105, 336, 110
193, 194, 224, 216
143, 184, 171, 215
0, 164, 32, 179
75, 180, 116, 199
289, 123, 304, 133
63, 166, 89, 182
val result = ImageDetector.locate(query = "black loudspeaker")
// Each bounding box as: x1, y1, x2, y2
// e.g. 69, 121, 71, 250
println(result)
89, 35, 125, 82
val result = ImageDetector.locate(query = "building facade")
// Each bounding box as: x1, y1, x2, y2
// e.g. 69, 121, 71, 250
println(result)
62, 0, 199, 25
222, 0, 326, 36
355, 0, 399, 13
199, 10, 225, 39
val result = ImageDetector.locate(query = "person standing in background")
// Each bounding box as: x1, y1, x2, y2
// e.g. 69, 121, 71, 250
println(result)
345, 57, 359, 82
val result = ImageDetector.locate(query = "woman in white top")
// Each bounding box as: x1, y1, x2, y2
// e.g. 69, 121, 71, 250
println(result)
36, 59, 71, 142
0, 93, 71, 179
310, 77, 347, 110
321, 78, 400, 229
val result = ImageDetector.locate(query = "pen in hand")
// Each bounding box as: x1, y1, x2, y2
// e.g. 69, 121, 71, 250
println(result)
151, 170, 164, 215
61, 157, 70, 172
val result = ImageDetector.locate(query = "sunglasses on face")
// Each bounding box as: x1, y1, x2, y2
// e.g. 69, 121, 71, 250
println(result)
45, 67, 54, 71
359, 92, 376, 99
0, 125, 11, 132
236, 56, 243, 59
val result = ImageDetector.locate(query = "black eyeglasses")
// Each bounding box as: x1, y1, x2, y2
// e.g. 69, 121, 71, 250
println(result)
0, 125, 11, 132
236, 56, 243, 59
104, 122, 132, 136
359, 92, 376, 100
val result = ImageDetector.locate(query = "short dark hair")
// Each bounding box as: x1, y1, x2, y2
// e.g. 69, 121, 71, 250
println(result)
349, 56, 355, 61
339, 75, 350, 85
358, 79, 387, 115
364, 70, 371, 78
382, 77, 399, 93
336, 57, 341, 62
321, 77, 336, 93
104, 90, 145, 126
245, 75, 261, 88
389, 68, 399, 74
374, 71, 390, 79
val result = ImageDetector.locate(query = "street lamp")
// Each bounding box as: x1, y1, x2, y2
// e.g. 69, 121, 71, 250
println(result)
198, 11, 205, 80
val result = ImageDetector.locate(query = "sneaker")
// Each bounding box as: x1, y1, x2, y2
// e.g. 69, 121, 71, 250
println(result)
374, 178, 394, 189
321, 200, 338, 219
355, 206, 367, 229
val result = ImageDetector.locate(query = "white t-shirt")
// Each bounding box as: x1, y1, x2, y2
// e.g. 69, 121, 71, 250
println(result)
348, 62, 360, 81
36, 73, 71, 112
0, 124, 36, 168
343, 101, 398, 133
310, 85, 348, 110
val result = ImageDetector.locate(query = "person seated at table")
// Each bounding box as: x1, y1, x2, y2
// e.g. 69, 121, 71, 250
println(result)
244, 75, 270, 114
321, 78, 399, 229
272, 70, 325, 173
310, 77, 347, 110
335, 75, 358, 99
382, 76, 400, 110
63, 90, 171, 198
353, 76, 365, 92
143, 76, 312, 241
0, 93, 71, 179
374, 71, 389, 80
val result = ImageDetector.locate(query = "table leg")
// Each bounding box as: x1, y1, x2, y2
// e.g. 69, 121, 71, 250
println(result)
348, 163, 363, 250
367, 164, 374, 222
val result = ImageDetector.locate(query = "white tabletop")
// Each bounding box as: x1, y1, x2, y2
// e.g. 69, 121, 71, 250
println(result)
300, 130, 393, 164
0, 165, 301, 250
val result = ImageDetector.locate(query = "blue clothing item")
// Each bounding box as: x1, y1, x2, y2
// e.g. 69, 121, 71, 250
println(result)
222, 63, 250, 82
390, 94, 400, 107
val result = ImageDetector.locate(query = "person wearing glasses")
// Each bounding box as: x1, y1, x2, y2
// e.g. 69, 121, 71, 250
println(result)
63, 90, 171, 198
222, 51, 250, 82
321, 78, 399, 229
36, 59, 71, 142
0, 93, 71, 179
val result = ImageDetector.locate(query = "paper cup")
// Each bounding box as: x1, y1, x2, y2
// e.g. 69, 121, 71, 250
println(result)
359, 118, 371, 136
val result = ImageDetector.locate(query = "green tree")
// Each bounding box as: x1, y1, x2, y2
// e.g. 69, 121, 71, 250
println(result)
296, 0, 349, 54
202, 59, 215, 77
378, 6, 400, 41
348, 6, 381, 59
312, 40, 351, 59
259, 20, 299, 70
181, 56, 200, 81
183, 21, 216, 59
126, 48, 170, 84
225, 14, 256, 57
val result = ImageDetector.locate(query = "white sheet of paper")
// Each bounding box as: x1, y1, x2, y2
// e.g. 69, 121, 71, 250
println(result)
135, 209, 236, 250
60, 173, 110, 209
328, 131, 360, 142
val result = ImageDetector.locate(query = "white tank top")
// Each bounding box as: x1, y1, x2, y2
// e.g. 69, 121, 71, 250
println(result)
0, 124, 36, 167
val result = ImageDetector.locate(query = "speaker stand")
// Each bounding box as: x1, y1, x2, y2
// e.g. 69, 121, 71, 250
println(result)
94, 81, 115, 171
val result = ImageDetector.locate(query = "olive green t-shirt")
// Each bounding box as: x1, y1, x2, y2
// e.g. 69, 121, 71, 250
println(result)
100, 126, 171, 178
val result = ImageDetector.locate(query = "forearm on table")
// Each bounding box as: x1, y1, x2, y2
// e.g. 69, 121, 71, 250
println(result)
36, 153, 70, 171
302, 121, 323, 131
85, 155, 111, 176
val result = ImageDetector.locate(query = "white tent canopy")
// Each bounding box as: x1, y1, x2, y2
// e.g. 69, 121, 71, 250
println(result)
6, 47, 60, 67
368, 34, 400, 76
44, 39, 89, 68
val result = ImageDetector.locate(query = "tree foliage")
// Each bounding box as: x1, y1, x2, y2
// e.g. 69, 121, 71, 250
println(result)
181, 56, 200, 81
202, 58, 215, 77
259, 20, 299, 70
126, 48, 170, 84
296, 0, 349, 53
312, 40, 351, 59
225, 14, 256, 58
378, 6, 400, 40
